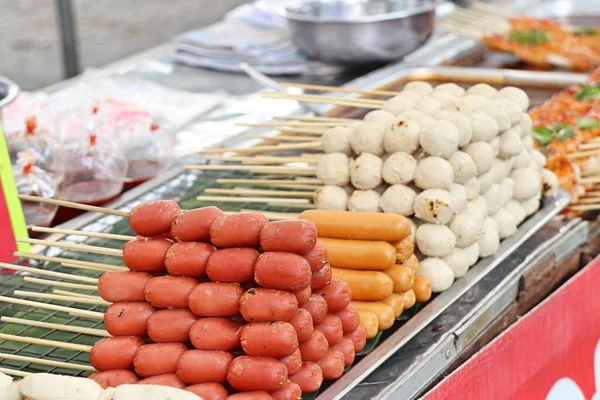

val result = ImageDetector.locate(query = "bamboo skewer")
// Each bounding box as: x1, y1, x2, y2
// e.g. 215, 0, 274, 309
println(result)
578, 142, 600, 150
573, 196, 600, 204
196, 196, 310, 205
0, 296, 104, 319
267, 202, 316, 209
582, 167, 600, 177
0, 368, 31, 378
0, 333, 93, 352
204, 188, 314, 198
274, 115, 357, 123
578, 176, 600, 184
13, 291, 109, 306
0, 353, 96, 372
60, 262, 126, 272
242, 210, 301, 220
567, 149, 600, 160
0, 262, 98, 284
23, 277, 98, 292
1, 317, 109, 337
32, 227, 134, 242
18, 194, 128, 217
263, 92, 383, 109
280, 82, 399, 97
52, 290, 102, 300
17, 238, 123, 257
14, 252, 125, 272
185, 164, 316, 176
237, 121, 355, 128
217, 178, 321, 185
248, 134, 321, 143
199, 141, 321, 155
582, 190, 600, 197
569, 204, 600, 211
205, 155, 320, 165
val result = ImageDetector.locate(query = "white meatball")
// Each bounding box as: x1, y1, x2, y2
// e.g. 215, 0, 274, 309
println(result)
449, 151, 477, 184
505, 200, 526, 225
483, 183, 503, 215
466, 83, 497, 98
381, 95, 415, 116
521, 195, 540, 216
383, 116, 421, 153
542, 168, 559, 197
522, 134, 534, 151
454, 95, 487, 114
450, 213, 479, 248
396, 91, 423, 104
322, 126, 352, 155
478, 217, 500, 257
350, 153, 383, 190
468, 112, 499, 143
415, 96, 442, 115
416, 224, 456, 257
499, 127, 524, 159
512, 149, 531, 169
490, 159, 510, 183
464, 177, 481, 200
350, 122, 385, 155
314, 185, 348, 210
436, 111, 473, 147
364, 110, 395, 127
511, 167, 541, 200
443, 247, 471, 278
531, 149, 546, 169
478, 168, 495, 193
414, 157, 454, 190
450, 183, 467, 214
382, 151, 417, 185
479, 101, 511, 132
316, 153, 350, 185
496, 86, 529, 111
418, 257, 455, 292
519, 114, 533, 137
463, 199, 486, 226
378, 184, 417, 216
465, 141, 494, 175
489, 136, 500, 158
496, 98, 522, 126
403, 81, 434, 95
413, 189, 454, 224
499, 177, 515, 206
430, 92, 458, 108
465, 242, 480, 266
493, 208, 517, 239
419, 120, 459, 158
434, 83, 465, 97
347, 190, 381, 212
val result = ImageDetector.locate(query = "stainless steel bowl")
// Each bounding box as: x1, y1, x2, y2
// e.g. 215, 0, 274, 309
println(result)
280, 0, 439, 64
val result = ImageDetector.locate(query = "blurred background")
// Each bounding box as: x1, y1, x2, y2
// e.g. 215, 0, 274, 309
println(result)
0, 0, 249, 89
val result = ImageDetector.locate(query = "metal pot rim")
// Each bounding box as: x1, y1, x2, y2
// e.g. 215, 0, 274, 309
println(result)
0, 76, 20, 110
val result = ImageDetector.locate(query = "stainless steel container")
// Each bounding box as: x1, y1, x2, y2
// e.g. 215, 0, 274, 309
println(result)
280, 0, 439, 64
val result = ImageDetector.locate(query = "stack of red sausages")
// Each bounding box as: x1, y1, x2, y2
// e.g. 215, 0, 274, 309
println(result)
87, 200, 365, 400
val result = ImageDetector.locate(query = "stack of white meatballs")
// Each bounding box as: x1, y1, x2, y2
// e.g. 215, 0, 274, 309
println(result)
314, 81, 559, 293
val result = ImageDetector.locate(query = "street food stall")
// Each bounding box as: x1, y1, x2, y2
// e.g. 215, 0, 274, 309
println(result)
1, 0, 599, 399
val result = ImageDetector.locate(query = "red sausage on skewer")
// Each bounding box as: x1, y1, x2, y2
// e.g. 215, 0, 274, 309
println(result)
103, 302, 155, 336
147, 309, 197, 343
97, 271, 152, 302
128, 200, 180, 237
171, 206, 224, 242
122, 238, 172, 273
133, 343, 188, 378
90, 336, 145, 371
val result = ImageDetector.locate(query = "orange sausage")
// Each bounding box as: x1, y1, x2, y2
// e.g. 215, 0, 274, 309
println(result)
298, 330, 329, 362
90, 336, 145, 371
239, 288, 298, 322
104, 302, 155, 336
315, 314, 343, 346
351, 301, 395, 330
177, 350, 233, 384
165, 242, 215, 277
97, 270, 151, 302
315, 279, 351, 313
259, 220, 318, 254
316, 349, 345, 380
271, 381, 302, 400
280, 349, 302, 376
413, 275, 432, 303
332, 268, 393, 301
88, 369, 139, 389
382, 293, 404, 319
344, 325, 367, 353
384, 265, 414, 294
171, 206, 224, 242
299, 210, 410, 242
254, 252, 311, 291
311, 263, 332, 290
122, 238, 172, 272
358, 311, 380, 339
302, 242, 328, 272
207, 248, 259, 283
402, 289, 416, 310
227, 392, 273, 400
210, 212, 269, 248
147, 309, 197, 343
227, 356, 288, 392
300, 294, 327, 325
240, 322, 298, 358
332, 338, 356, 367
392, 236, 415, 263
188, 282, 243, 317
138, 373, 186, 389
289, 308, 314, 342
289, 362, 323, 394
335, 305, 360, 333
133, 343, 188, 378
144, 276, 198, 309
190, 318, 243, 351
293, 286, 311, 305
184, 382, 228, 400
319, 238, 396, 270
129, 200, 180, 237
